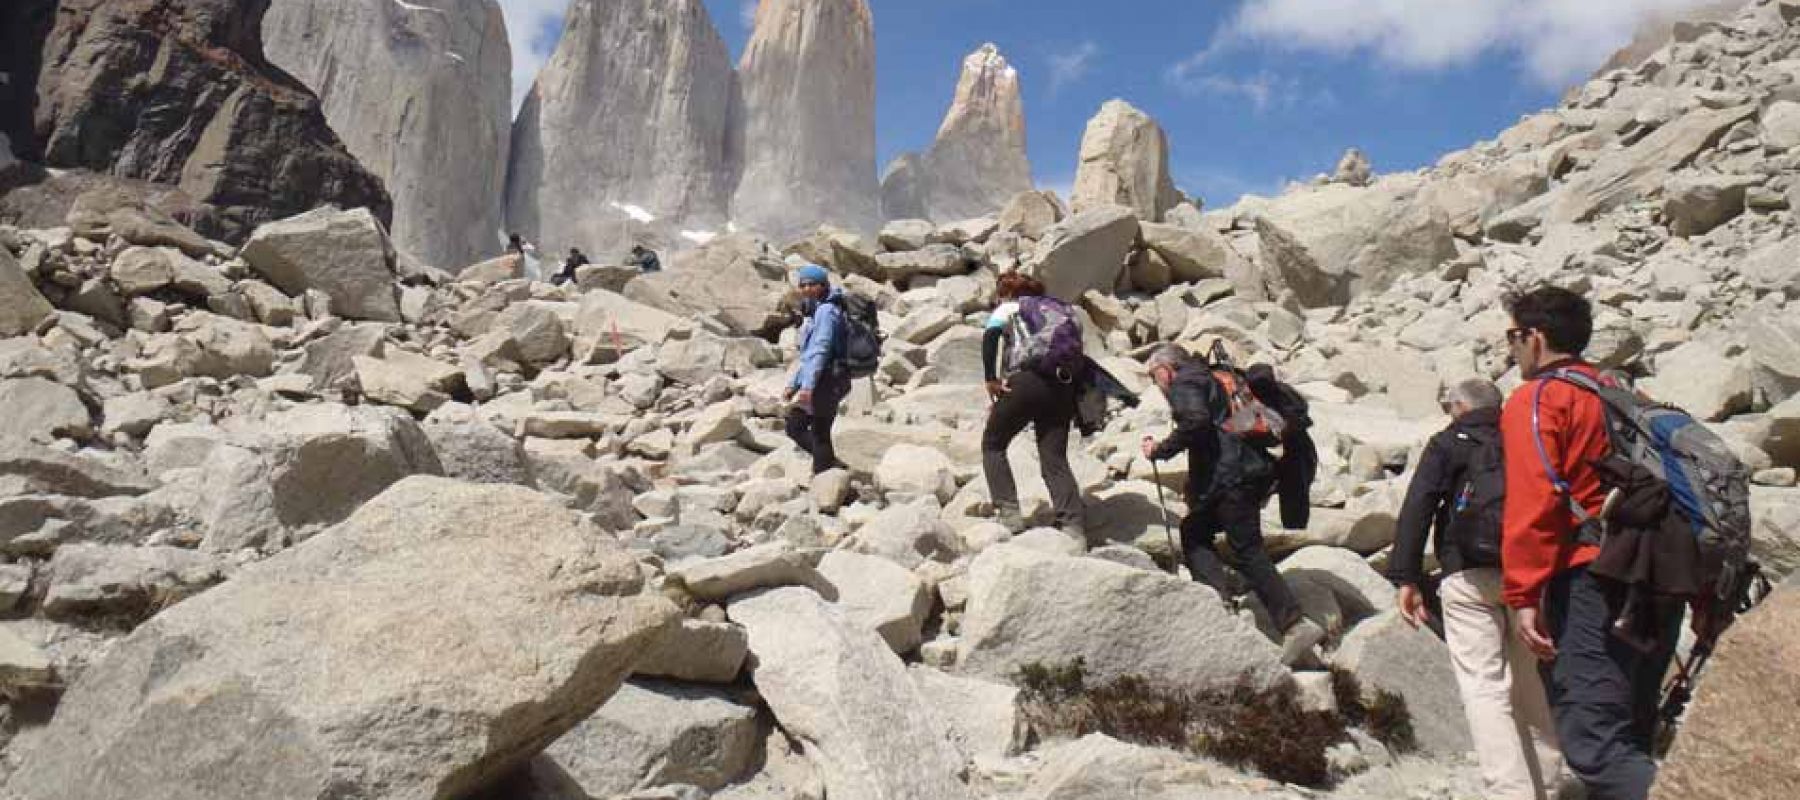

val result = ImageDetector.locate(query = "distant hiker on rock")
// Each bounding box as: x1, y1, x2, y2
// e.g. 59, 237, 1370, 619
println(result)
1391, 377, 1564, 800
784, 264, 850, 475
553, 247, 589, 286
1140, 342, 1325, 666
631, 245, 661, 273
980, 272, 1086, 536
507, 233, 542, 281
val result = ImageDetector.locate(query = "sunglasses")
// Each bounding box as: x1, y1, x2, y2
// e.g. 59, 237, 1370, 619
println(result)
1505, 327, 1535, 344
798, 281, 824, 289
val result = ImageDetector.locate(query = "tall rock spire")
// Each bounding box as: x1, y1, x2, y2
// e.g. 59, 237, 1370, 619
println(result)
264, 0, 512, 269
920, 43, 1032, 221
505, 0, 735, 257
880, 43, 1033, 223
732, 0, 879, 240
1070, 99, 1181, 223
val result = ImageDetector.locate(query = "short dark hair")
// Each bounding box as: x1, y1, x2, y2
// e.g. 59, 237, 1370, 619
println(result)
1507, 286, 1592, 356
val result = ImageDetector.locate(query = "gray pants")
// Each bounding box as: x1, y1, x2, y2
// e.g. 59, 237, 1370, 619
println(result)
982, 370, 1083, 527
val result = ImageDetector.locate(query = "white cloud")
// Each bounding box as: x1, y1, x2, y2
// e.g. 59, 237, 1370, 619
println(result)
498, 0, 572, 112
1047, 41, 1100, 94
741, 0, 759, 29
1166, 51, 1334, 116
1220, 0, 1737, 85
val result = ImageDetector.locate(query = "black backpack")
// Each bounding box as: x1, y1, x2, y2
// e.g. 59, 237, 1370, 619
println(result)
830, 292, 882, 379
1445, 425, 1505, 568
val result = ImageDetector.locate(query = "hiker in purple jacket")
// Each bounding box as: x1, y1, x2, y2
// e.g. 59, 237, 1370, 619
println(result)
980, 272, 1085, 536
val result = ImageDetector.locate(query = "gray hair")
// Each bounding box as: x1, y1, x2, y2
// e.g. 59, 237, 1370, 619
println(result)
1145, 344, 1190, 373
1445, 378, 1503, 411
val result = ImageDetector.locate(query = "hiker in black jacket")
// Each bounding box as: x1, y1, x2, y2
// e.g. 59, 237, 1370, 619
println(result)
1390, 378, 1563, 800
1140, 343, 1324, 666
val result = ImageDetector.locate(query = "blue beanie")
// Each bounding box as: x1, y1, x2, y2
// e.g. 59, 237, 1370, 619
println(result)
796, 264, 830, 286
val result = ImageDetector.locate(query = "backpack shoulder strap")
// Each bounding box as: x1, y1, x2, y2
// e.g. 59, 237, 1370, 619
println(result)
1531, 369, 1598, 527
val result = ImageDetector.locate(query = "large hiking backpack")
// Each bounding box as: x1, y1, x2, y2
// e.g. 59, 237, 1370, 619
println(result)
1205, 341, 1286, 445
1006, 295, 1084, 379
1533, 369, 1754, 622
831, 292, 883, 379
1445, 426, 1505, 568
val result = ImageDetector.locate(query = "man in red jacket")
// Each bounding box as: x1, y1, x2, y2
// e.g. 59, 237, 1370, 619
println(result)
1500, 286, 1677, 800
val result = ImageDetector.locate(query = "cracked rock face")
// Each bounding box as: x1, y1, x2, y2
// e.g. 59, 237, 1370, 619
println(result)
506, 0, 735, 261
263, 0, 512, 271
26, 0, 392, 244
731, 0, 880, 241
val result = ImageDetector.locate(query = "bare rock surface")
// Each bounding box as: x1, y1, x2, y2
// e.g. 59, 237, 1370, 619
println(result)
507, 0, 734, 258
732, 0, 879, 240
263, 0, 512, 269
3, 477, 679, 800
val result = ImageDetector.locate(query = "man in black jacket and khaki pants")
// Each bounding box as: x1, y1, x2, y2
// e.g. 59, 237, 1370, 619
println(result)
1390, 378, 1563, 800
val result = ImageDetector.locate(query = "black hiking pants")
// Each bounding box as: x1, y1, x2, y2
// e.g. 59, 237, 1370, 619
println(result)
785, 372, 851, 475
1180, 481, 1303, 632
982, 370, 1084, 528
1541, 566, 1680, 800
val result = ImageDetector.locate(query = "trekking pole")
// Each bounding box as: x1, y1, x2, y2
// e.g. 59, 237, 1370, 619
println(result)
1150, 460, 1181, 576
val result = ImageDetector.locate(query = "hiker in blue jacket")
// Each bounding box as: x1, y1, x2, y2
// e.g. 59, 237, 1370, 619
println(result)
785, 264, 850, 475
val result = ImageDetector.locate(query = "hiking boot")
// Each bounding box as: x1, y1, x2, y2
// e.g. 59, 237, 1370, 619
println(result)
994, 505, 1025, 533
1279, 618, 1327, 667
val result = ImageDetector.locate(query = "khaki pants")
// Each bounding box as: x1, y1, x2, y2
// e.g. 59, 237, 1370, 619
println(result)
1441, 569, 1564, 800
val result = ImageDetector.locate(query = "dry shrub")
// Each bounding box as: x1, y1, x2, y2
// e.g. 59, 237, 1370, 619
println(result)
1016, 659, 1349, 788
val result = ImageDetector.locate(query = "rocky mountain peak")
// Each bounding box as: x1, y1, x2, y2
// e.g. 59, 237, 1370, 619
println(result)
263, 0, 513, 272
506, 0, 735, 262
880, 43, 1032, 224
732, 0, 880, 240
17, 0, 392, 243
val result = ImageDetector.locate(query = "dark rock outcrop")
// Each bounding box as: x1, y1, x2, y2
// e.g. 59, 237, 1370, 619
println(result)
25, 0, 390, 243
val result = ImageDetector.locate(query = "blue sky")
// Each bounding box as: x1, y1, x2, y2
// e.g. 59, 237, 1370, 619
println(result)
501, 0, 1722, 208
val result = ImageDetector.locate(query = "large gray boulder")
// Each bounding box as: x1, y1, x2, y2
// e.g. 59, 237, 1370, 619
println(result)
0, 246, 53, 337
1069, 100, 1180, 223
817, 550, 934, 655
187, 404, 443, 551
1253, 178, 1457, 308
240, 206, 401, 322
1025, 205, 1139, 302
263, 0, 511, 269
623, 234, 792, 337
728, 586, 971, 800
0, 439, 157, 499
3, 477, 681, 800
960, 544, 1285, 695
541, 680, 760, 798
1652, 577, 1800, 800
0, 377, 90, 443
732, 0, 879, 240
506, 0, 734, 257
1331, 610, 1471, 756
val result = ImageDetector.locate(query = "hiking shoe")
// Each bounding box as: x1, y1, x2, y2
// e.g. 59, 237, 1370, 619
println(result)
1279, 619, 1327, 667
995, 506, 1025, 533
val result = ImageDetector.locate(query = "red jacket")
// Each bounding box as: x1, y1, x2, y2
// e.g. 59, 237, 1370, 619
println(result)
1500, 360, 1610, 609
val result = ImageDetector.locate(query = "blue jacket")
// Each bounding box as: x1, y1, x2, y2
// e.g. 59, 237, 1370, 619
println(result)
791, 288, 845, 391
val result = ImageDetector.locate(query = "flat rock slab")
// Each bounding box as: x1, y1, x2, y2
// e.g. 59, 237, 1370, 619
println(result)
4, 477, 679, 800
728, 586, 971, 800
960, 544, 1286, 696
